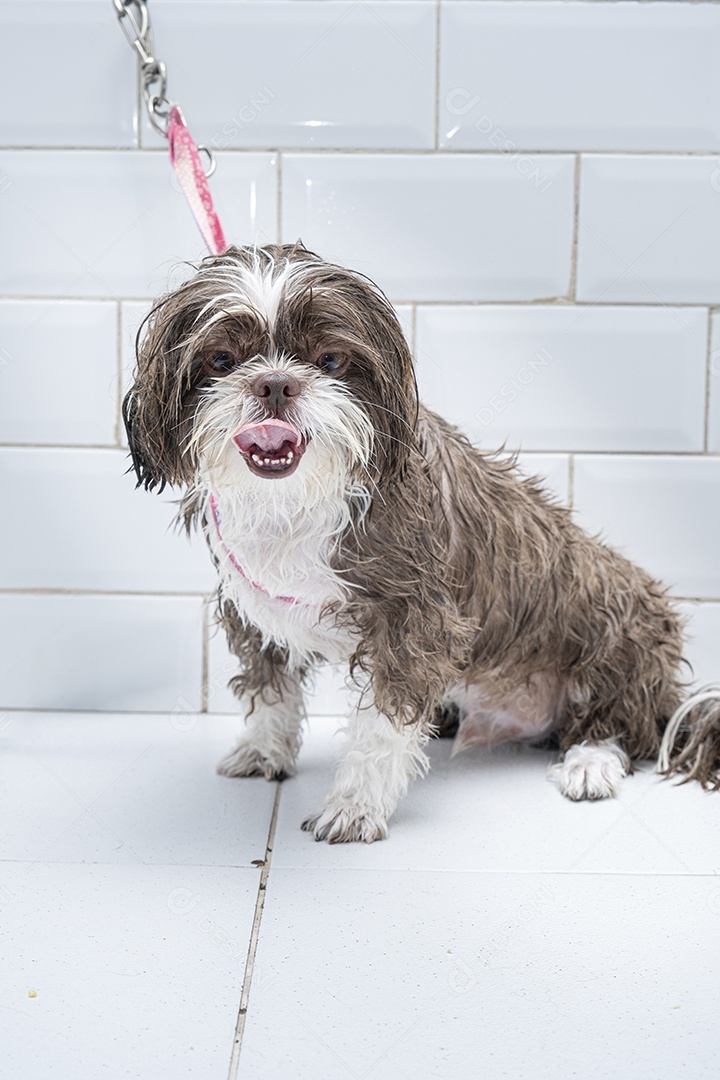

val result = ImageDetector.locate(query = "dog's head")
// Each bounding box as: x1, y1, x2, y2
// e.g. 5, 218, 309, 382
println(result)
123, 243, 418, 499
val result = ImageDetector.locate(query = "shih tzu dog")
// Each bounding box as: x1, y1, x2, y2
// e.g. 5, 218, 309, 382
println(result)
123, 242, 720, 843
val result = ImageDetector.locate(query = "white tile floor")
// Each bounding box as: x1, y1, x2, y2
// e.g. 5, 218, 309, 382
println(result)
1, 711, 718, 1079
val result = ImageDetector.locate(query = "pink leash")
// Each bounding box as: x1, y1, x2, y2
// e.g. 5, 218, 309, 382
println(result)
167, 107, 227, 256
114, 1, 228, 257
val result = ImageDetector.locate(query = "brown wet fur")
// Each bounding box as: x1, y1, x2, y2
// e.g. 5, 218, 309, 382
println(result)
124, 242, 720, 790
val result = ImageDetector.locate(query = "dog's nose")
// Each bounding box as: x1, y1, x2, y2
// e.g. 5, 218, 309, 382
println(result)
250, 371, 301, 414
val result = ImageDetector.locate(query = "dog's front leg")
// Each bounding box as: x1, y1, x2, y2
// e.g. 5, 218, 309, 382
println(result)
217, 666, 306, 782
302, 706, 430, 843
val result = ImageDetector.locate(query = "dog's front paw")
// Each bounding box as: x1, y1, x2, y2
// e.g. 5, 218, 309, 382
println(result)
217, 740, 296, 782
301, 802, 389, 844
548, 740, 629, 801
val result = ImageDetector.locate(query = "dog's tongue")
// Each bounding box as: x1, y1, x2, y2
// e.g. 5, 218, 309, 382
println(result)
232, 419, 302, 454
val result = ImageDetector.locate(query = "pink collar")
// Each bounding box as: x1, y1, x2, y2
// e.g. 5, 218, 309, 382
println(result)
209, 494, 313, 608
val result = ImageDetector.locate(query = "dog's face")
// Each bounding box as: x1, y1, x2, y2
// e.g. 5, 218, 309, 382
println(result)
123, 243, 418, 498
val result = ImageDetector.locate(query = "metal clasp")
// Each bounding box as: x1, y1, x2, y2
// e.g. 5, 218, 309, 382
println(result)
114, 0, 176, 138
113, 0, 153, 65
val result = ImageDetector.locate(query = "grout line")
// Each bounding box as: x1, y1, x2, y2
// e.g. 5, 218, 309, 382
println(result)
0, 852, 713, 879
276, 152, 283, 243
215, 868, 720, 879
567, 153, 581, 300
227, 783, 282, 1080
1, 445, 718, 458
201, 601, 210, 713
8, 146, 720, 156
0, 295, 150, 304
216, 147, 720, 157
0, 442, 122, 451
0, 704, 354, 719
114, 301, 123, 447
433, 0, 442, 152
0, 588, 214, 599
567, 454, 575, 511
409, 303, 418, 356
325, 299, 712, 310
703, 309, 713, 452
506, 449, 720, 457
0, 145, 143, 153
136, 56, 144, 151
0, 296, 717, 311
673, 595, 720, 604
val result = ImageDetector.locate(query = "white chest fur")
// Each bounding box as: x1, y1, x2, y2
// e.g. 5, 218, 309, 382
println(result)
203, 484, 355, 669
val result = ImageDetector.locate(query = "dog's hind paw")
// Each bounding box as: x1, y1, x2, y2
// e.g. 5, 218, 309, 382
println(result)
548, 739, 630, 801
216, 740, 296, 782
301, 803, 389, 844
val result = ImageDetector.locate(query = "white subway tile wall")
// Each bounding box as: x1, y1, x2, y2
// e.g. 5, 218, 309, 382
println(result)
572, 456, 720, 599
676, 603, 720, 687
282, 153, 575, 301
439, 2, 720, 152
415, 305, 707, 452
1, 0, 718, 715
141, 2, 437, 151
576, 156, 720, 304
0, 448, 213, 593
0, 3, 137, 148
0, 301, 118, 445
0, 594, 204, 713
0, 151, 278, 298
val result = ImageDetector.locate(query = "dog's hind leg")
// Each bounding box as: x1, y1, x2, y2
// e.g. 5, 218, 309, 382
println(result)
547, 738, 631, 801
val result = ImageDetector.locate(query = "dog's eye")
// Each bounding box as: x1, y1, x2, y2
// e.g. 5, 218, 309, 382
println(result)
204, 351, 241, 376
317, 352, 348, 375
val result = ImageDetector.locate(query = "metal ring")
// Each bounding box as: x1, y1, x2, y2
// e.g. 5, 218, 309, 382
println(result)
198, 146, 217, 178
142, 59, 167, 103
147, 95, 174, 137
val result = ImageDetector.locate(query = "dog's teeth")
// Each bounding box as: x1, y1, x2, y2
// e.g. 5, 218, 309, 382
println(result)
249, 448, 296, 470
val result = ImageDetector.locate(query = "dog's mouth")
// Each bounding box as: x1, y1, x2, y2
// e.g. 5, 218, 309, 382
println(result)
231, 419, 308, 479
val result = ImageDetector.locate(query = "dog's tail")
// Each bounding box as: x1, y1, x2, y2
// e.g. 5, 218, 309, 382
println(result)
658, 684, 720, 789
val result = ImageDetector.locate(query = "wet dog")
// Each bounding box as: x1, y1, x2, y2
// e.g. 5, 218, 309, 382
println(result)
124, 242, 720, 842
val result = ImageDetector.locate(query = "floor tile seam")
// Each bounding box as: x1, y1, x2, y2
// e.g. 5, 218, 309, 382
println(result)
227, 782, 283, 1080
261, 864, 713, 878
0, 858, 274, 871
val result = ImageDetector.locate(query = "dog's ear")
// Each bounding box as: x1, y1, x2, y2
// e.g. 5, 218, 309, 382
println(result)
340, 277, 418, 487
289, 267, 420, 487
122, 291, 200, 493
362, 302, 418, 487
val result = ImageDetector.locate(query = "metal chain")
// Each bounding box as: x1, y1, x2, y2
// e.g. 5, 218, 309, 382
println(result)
112, 0, 224, 247
113, 0, 217, 173
113, 0, 175, 136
